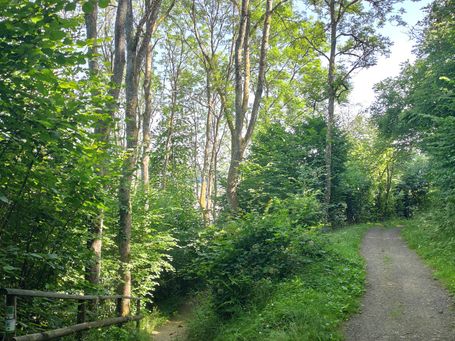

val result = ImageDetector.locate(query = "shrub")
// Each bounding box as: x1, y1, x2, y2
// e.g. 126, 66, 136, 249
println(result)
194, 194, 325, 316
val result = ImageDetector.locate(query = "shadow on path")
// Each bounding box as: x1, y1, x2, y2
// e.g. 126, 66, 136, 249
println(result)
151, 301, 194, 341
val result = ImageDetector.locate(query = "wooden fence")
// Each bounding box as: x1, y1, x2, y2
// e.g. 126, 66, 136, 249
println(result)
1, 288, 142, 341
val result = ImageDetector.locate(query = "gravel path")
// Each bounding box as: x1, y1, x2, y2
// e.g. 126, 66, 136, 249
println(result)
151, 301, 193, 341
344, 228, 455, 341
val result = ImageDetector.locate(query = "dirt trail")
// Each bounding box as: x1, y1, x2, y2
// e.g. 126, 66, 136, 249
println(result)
344, 228, 455, 340
151, 301, 193, 341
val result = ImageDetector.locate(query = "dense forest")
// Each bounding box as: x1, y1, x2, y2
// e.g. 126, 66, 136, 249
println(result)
0, 0, 454, 340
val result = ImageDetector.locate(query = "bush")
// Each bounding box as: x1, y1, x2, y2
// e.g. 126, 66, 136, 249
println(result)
187, 223, 369, 341
401, 212, 455, 293
395, 157, 429, 218
150, 185, 204, 305
194, 194, 325, 316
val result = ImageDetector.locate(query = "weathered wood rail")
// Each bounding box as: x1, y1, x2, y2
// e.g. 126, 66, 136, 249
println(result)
1, 288, 142, 341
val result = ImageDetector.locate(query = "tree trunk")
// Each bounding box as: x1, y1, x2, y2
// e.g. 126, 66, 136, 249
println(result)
226, 139, 242, 211
142, 44, 153, 189
84, 2, 103, 288
118, 0, 163, 316
105, 0, 128, 315
227, 0, 273, 212
162, 87, 176, 188
325, 0, 337, 223
199, 74, 213, 224
109, 0, 128, 109
118, 5, 139, 315
162, 42, 181, 188
207, 108, 223, 221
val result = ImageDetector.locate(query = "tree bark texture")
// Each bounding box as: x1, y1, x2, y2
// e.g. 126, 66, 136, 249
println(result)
325, 0, 337, 222
199, 74, 214, 224
226, 0, 273, 212
141, 44, 154, 189
84, 2, 103, 288
118, 0, 163, 316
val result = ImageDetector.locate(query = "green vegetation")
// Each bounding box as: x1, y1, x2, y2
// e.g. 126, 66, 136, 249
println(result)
187, 223, 371, 340
400, 214, 455, 294
372, 0, 455, 297
83, 311, 167, 341
1, 0, 453, 340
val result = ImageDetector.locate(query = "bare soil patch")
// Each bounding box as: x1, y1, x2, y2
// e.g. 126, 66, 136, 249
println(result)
151, 301, 193, 341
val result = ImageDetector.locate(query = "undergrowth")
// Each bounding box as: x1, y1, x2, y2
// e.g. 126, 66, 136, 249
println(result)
399, 213, 455, 294
187, 223, 372, 340
82, 309, 167, 341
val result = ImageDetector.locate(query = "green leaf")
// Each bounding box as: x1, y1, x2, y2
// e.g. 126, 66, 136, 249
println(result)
60, 81, 77, 89
0, 193, 10, 204
65, 2, 77, 11
31, 16, 43, 24
28, 253, 43, 259
3, 265, 18, 272
82, 1, 94, 13
49, 28, 66, 41
99, 0, 110, 8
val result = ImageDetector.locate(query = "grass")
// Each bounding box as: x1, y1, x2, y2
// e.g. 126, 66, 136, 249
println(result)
397, 214, 455, 295
78, 214, 455, 341
187, 223, 374, 341
82, 309, 168, 341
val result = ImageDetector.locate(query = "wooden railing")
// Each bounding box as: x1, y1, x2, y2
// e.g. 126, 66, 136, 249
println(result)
1, 288, 142, 341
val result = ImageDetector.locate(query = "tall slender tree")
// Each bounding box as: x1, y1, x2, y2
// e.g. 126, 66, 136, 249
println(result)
226, 0, 275, 211
118, 0, 165, 316
186, 0, 232, 222
141, 44, 154, 189
305, 0, 402, 221
141, 3, 175, 190
84, 0, 103, 288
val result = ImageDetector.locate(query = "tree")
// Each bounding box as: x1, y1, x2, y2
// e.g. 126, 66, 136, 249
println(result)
372, 0, 455, 227
305, 0, 402, 221
239, 117, 348, 214
226, 0, 276, 212
116, 0, 167, 316
0, 0, 111, 292
83, 0, 107, 290
186, 0, 232, 223
141, 2, 175, 191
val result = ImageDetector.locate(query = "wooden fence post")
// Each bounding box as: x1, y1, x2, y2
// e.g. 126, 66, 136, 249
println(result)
1, 289, 144, 340
4, 294, 16, 341
136, 300, 141, 329
76, 299, 86, 341
116, 297, 122, 317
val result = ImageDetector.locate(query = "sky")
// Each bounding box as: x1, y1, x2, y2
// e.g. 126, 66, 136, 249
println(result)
348, 0, 433, 110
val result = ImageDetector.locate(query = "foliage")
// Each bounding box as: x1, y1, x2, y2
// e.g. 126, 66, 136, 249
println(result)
151, 185, 204, 303
372, 0, 454, 227
341, 117, 377, 222
187, 222, 370, 340
342, 116, 429, 222
193, 194, 325, 316
400, 212, 455, 294
0, 0, 178, 336
83, 310, 167, 341
238, 117, 348, 222
130, 188, 177, 299
394, 156, 429, 218
1, 0, 451, 339
0, 0, 113, 291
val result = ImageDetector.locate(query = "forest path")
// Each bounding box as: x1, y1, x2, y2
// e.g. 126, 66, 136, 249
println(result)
150, 301, 193, 341
343, 227, 455, 341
